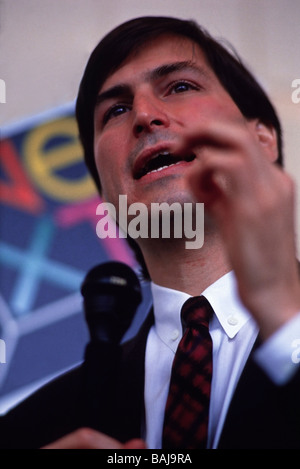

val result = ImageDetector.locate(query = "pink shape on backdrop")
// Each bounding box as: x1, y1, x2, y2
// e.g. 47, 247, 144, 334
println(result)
54, 197, 136, 267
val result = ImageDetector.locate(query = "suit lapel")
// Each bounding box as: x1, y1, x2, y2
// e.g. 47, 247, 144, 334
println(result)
217, 334, 300, 449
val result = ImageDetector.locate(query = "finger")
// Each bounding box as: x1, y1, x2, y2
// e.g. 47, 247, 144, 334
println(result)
178, 116, 275, 178
181, 117, 253, 157
123, 439, 148, 449
187, 154, 247, 209
42, 428, 125, 449
187, 136, 284, 208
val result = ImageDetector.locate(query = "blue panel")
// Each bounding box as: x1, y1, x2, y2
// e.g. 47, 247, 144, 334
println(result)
0, 103, 139, 409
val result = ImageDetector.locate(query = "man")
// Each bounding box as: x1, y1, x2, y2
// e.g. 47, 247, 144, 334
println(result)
0, 16, 300, 449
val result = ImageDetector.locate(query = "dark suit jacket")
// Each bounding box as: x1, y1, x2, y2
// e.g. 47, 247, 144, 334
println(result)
0, 309, 299, 449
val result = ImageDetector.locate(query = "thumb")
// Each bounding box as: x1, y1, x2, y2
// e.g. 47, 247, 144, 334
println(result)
123, 438, 147, 449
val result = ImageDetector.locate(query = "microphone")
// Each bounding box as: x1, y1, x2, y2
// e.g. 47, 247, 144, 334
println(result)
80, 261, 142, 435
81, 261, 142, 344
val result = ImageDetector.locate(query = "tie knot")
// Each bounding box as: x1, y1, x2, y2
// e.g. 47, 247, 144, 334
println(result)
181, 296, 212, 330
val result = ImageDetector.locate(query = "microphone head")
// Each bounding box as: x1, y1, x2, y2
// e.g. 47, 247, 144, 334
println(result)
81, 261, 142, 343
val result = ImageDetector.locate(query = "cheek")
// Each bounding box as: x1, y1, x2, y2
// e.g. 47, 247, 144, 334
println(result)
94, 133, 129, 203
182, 95, 243, 124
94, 139, 117, 194
94, 125, 127, 169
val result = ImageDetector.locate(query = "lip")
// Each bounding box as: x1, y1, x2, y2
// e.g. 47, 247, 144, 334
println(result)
132, 143, 195, 180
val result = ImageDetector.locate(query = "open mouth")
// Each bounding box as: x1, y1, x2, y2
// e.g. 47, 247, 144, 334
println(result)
134, 151, 196, 180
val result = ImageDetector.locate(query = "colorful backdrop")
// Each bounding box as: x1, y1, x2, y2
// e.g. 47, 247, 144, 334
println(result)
0, 103, 150, 413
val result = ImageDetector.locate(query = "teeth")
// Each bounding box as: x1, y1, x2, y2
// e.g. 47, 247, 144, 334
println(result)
148, 165, 169, 174
147, 161, 181, 175
136, 151, 195, 179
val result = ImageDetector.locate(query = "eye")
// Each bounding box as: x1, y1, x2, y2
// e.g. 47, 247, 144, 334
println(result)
103, 103, 130, 124
168, 80, 199, 94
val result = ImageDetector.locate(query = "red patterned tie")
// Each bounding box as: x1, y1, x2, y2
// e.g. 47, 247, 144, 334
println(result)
162, 296, 213, 449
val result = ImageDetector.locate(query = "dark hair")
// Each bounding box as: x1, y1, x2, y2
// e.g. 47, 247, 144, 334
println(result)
75, 16, 284, 278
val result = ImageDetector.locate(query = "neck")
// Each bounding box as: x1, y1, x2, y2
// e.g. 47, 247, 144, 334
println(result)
139, 229, 230, 296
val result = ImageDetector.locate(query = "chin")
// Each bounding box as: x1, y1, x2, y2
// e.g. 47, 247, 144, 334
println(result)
154, 188, 197, 206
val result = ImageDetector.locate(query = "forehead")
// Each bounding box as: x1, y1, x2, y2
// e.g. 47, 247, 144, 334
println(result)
99, 34, 211, 92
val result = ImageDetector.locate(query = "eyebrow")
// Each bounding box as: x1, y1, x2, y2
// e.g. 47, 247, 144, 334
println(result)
149, 60, 209, 81
95, 60, 210, 107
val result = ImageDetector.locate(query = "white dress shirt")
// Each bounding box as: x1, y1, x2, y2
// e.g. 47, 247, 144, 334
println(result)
144, 271, 300, 449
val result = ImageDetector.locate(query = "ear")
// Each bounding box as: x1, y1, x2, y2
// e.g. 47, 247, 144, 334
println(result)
251, 119, 278, 163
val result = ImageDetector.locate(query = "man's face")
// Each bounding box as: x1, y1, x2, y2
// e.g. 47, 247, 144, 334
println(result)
93, 34, 244, 211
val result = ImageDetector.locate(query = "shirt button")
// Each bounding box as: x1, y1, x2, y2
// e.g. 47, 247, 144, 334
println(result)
227, 315, 239, 326
170, 329, 179, 340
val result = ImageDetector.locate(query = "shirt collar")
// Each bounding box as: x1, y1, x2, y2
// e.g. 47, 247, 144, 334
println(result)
201, 271, 252, 339
151, 271, 253, 347
150, 282, 190, 351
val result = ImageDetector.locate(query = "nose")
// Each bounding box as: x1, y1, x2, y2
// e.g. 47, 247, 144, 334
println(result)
132, 93, 170, 136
